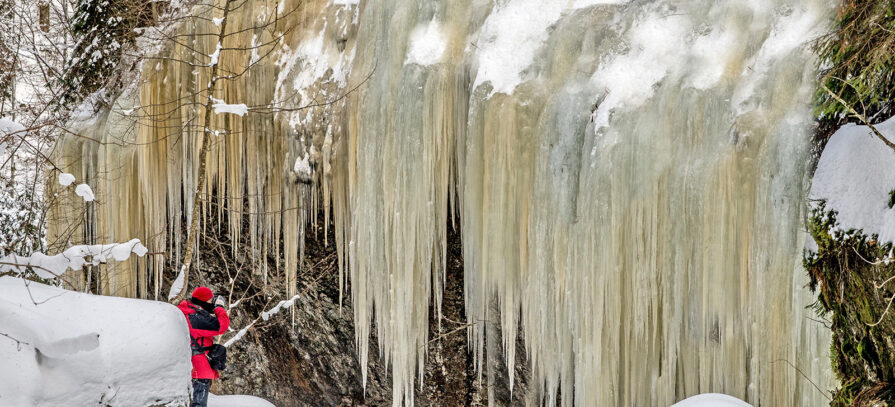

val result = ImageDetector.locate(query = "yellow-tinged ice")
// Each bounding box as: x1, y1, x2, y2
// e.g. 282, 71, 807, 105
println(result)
51, 0, 835, 405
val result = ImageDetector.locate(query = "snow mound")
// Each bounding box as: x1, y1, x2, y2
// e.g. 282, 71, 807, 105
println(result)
810, 117, 895, 243
672, 393, 752, 407
209, 393, 277, 407
0, 277, 192, 406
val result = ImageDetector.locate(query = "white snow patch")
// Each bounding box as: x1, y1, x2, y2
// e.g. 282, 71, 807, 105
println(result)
686, 28, 738, 91
590, 13, 689, 129
168, 265, 187, 301
75, 183, 95, 202
731, 6, 827, 110
286, 29, 330, 100
0, 277, 192, 406
274, 21, 356, 129
68, 93, 103, 127
0, 117, 25, 135
810, 117, 895, 243
332, 0, 359, 5
58, 173, 76, 187
405, 19, 446, 66
212, 102, 249, 116
212, 17, 224, 26
472, 0, 563, 96
672, 393, 752, 407
0, 117, 25, 156
209, 393, 276, 407
472, 0, 629, 96
293, 155, 312, 178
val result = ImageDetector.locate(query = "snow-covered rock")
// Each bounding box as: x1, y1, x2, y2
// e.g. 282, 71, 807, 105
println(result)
810, 116, 895, 243
0, 277, 192, 406
672, 393, 752, 407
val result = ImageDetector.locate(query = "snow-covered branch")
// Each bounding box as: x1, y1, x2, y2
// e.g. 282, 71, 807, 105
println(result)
0, 239, 148, 279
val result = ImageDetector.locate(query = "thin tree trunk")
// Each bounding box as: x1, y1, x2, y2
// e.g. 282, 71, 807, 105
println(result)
171, 0, 234, 304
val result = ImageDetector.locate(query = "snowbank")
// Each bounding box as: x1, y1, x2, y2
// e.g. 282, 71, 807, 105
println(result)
810, 117, 895, 243
672, 393, 752, 407
209, 393, 276, 407
0, 277, 192, 406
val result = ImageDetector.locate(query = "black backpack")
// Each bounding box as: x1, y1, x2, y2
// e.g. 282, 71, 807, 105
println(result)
187, 303, 228, 371
205, 344, 227, 371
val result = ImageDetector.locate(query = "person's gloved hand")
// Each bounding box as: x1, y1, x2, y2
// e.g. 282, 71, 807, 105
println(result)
214, 295, 227, 309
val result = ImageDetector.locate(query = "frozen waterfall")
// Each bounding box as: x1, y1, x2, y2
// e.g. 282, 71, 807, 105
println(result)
51, 0, 836, 405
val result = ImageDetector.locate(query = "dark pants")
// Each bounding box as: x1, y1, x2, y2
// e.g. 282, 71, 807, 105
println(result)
191, 378, 211, 407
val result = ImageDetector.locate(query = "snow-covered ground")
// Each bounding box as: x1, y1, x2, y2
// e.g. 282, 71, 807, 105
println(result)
209, 393, 276, 407
671, 393, 752, 407
0, 277, 192, 406
810, 116, 895, 243
0, 277, 277, 406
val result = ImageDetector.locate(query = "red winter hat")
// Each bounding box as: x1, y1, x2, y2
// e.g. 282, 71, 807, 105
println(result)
191, 286, 214, 302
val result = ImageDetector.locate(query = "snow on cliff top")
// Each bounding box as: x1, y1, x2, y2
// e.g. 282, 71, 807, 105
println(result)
810, 116, 895, 243
471, 0, 628, 96
0, 277, 192, 406
672, 393, 752, 407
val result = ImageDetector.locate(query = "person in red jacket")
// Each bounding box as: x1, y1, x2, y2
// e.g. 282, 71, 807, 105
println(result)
178, 286, 230, 407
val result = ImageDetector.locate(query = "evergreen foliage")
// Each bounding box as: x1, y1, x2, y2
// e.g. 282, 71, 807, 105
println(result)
815, 1, 895, 125
61, 0, 154, 106
0, 183, 45, 257
0, 0, 15, 108
805, 202, 895, 406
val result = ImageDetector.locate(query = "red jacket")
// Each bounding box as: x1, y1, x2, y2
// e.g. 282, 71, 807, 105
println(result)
178, 300, 230, 379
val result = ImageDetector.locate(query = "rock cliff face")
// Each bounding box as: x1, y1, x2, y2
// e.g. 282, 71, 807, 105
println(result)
199, 218, 526, 405
52, 0, 838, 405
